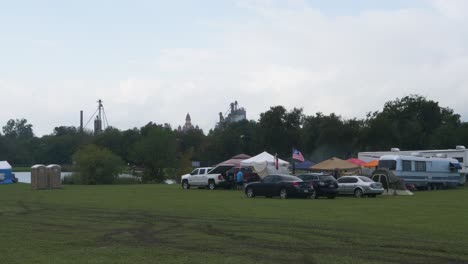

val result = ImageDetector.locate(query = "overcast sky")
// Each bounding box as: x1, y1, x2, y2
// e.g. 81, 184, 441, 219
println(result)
1, 0, 468, 136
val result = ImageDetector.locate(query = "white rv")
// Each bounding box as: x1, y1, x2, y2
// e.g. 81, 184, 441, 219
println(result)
378, 154, 461, 189
359, 146, 467, 185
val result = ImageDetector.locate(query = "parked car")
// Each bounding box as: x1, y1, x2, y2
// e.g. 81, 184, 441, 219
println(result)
244, 174, 315, 199
181, 165, 233, 190
296, 173, 338, 199
337, 176, 384, 198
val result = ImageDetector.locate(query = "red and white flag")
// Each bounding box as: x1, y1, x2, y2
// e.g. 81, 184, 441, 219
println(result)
292, 148, 305, 162
274, 153, 279, 170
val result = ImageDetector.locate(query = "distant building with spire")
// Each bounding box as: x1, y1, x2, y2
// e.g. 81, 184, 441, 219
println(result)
178, 113, 199, 132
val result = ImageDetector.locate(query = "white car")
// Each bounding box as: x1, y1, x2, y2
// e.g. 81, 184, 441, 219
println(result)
337, 176, 384, 198
181, 165, 233, 190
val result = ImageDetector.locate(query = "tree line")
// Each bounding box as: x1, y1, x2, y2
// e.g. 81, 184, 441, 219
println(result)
1, 95, 468, 183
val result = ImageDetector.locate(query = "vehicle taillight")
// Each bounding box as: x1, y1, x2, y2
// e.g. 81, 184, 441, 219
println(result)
218, 175, 223, 180
293, 182, 299, 187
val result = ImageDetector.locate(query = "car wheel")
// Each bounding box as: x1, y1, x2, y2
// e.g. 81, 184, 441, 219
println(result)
246, 187, 255, 198
208, 180, 215, 190
182, 180, 190, 190
354, 188, 363, 198
309, 190, 317, 199
279, 188, 288, 199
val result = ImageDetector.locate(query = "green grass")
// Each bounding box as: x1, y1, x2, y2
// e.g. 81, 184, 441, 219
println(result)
0, 184, 467, 264
12, 167, 31, 172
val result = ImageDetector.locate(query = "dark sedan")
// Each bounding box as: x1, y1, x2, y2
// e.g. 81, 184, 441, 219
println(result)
244, 174, 314, 199
297, 173, 338, 199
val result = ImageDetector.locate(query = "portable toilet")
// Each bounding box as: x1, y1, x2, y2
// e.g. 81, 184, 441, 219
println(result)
0, 161, 14, 184
31, 164, 47, 189
46, 164, 62, 189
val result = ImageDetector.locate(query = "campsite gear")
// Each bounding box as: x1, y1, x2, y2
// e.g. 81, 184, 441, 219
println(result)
310, 157, 360, 173
371, 169, 413, 195
346, 158, 366, 166
217, 154, 251, 168
363, 160, 378, 168
244, 174, 314, 199
241, 152, 289, 178
292, 160, 315, 171
0, 161, 15, 184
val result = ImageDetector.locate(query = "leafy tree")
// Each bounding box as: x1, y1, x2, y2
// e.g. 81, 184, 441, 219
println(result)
131, 124, 177, 183
72, 144, 124, 184
2, 118, 34, 139
258, 106, 304, 158
362, 95, 462, 150
34, 126, 92, 165
93, 127, 124, 157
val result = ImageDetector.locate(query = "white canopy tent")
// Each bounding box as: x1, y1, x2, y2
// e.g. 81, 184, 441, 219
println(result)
240, 151, 289, 178
0, 161, 12, 170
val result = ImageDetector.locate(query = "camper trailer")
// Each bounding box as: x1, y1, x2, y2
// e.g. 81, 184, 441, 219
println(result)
359, 146, 468, 185
377, 154, 461, 190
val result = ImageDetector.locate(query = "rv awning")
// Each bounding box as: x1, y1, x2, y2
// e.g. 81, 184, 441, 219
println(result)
450, 162, 462, 169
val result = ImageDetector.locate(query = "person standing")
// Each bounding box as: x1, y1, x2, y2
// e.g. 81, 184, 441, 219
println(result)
236, 169, 244, 190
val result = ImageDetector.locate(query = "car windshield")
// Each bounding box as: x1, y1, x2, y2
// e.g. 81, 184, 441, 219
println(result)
358, 176, 373, 182
319, 175, 335, 181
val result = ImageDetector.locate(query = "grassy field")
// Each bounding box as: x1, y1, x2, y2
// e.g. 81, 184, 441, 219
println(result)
12, 167, 32, 172
0, 184, 467, 264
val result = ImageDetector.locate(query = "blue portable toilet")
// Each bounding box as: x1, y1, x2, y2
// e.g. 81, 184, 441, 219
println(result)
0, 161, 14, 184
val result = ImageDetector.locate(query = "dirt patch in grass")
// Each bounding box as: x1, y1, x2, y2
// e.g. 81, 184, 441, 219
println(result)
99, 223, 160, 246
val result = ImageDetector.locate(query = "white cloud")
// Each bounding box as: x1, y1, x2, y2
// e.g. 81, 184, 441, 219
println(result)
2, 1, 468, 136
432, 0, 468, 20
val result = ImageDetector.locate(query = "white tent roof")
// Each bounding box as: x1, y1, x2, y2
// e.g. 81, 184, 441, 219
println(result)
0, 161, 12, 170
241, 151, 289, 178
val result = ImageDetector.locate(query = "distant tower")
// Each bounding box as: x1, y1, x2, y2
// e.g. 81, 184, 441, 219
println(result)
179, 113, 198, 132
94, 99, 104, 135
218, 100, 247, 127
182, 113, 194, 132
80, 110, 84, 133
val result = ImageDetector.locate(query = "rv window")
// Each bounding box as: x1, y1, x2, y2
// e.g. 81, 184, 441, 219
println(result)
402, 160, 411, 171
378, 160, 396, 170
415, 161, 426, 172
455, 157, 464, 163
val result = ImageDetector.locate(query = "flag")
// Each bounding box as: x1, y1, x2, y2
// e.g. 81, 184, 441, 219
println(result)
292, 148, 305, 162
275, 153, 279, 170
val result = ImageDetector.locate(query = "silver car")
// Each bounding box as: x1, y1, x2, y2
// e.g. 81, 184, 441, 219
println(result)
337, 176, 384, 198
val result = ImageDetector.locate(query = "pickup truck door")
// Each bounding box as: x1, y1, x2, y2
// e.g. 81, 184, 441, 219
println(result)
198, 168, 207, 185
189, 169, 200, 185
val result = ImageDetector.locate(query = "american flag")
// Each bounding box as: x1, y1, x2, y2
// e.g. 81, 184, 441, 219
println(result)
292, 148, 305, 162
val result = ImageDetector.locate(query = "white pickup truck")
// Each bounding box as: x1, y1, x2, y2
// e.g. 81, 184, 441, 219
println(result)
181, 165, 234, 190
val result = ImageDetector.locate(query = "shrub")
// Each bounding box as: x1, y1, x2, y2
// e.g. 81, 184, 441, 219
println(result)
72, 144, 124, 184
